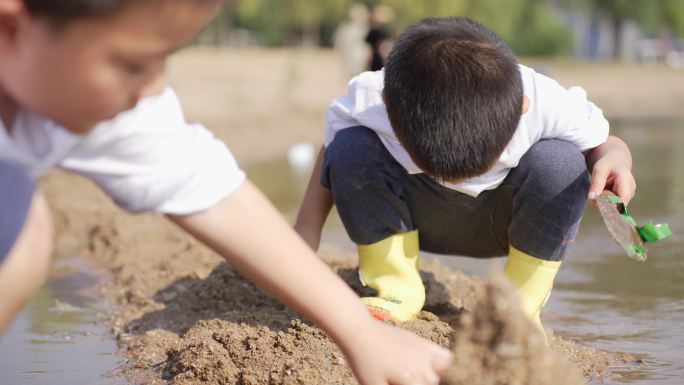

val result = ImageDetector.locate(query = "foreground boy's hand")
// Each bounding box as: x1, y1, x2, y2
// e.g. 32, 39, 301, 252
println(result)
340, 320, 452, 385
585, 135, 636, 205
168, 180, 451, 385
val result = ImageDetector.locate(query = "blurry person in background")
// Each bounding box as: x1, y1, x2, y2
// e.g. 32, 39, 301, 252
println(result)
365, 4, 394, 71
332, 3, 370, 79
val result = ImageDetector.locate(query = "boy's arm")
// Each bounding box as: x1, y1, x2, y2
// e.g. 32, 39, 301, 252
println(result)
294, 146, 333, 251
584, 135, 636, 204
168, 180, 450, 385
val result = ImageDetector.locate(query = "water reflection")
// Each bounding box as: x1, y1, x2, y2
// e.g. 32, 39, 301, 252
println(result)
0, 257, 122, 385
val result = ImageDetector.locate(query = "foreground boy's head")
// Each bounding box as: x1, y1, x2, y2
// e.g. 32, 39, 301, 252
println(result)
0, 0, 219, 133
383, 17, 524, 182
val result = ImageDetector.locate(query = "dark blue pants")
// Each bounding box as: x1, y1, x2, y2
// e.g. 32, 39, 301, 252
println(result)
0, 158, 34, 264
321, 126, 590, 261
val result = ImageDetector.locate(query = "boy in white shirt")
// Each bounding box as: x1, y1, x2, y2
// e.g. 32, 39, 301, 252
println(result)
0, 2, 451, 384
296, 17, 636, 340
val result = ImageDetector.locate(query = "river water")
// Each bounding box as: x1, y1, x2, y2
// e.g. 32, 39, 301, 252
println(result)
0, 257, 122, 384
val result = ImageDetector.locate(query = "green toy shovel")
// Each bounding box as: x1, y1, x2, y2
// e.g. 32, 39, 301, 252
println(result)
594, 191, 672, 262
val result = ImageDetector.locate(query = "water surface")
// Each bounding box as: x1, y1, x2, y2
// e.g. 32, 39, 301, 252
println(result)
0, 257, 122, 385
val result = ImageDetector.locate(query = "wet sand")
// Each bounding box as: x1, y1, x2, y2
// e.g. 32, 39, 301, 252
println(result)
42, 48, 679, 384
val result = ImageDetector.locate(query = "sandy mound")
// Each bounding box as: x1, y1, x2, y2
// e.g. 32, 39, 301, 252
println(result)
111, 253, 590, 385
42, 166, 626, 385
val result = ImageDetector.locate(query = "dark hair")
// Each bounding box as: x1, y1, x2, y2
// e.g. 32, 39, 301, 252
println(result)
383, 16, 523, 182
23, 0, 217, 24
23, 0, 133, 23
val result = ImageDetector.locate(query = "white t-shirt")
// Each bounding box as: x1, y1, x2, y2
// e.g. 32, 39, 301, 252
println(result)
0, 87, 245, 215
324, 65, 609, 197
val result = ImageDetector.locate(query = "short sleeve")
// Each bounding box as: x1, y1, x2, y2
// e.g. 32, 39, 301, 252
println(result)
59, 88, 245, 215
324, 70, 389, 147
527, 68, 609, 151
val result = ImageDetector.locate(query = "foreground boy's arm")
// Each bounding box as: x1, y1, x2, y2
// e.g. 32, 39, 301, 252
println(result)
584, 135, 636, 205
168, 180, 451, 385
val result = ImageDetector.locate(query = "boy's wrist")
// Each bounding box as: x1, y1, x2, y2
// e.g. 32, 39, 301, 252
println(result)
589, 136, 633, 171
597, 151, 632, 172
327, 313, 377, 354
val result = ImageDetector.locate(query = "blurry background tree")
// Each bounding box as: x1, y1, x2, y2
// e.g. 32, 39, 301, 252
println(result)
663, 0, 684, 36
575, 0, 661, 59
200, 0, 684, 61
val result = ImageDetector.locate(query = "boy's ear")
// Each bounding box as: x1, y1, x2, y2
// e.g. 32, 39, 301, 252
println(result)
0, 0, 24, 55
521, 95, 530, 115
381, 89, 388, 104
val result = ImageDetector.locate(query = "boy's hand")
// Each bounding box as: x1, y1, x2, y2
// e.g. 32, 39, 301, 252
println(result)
340, 320, 452, 385
588, 152, 636, 204
586, 136, 636, 205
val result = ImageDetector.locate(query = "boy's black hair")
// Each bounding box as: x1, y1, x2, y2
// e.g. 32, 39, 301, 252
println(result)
383, 17, 523, 182
23, 0, 216, 24
23, 0, 133, 22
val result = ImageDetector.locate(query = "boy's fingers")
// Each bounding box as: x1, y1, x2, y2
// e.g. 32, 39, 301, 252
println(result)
421, 369, 440, 385
615, 185, 630, 205
431, 348, 453, 375
588, 166, 609, 200
615, 171, 636, 205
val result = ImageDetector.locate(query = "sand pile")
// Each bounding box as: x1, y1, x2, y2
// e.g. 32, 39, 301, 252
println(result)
42, 171, 622, 385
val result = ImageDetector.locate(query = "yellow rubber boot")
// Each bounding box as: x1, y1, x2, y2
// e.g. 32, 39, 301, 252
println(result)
504, 246, 561, 344
357, 230, 425, 323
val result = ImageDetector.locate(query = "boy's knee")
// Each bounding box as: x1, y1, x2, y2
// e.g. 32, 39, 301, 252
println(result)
508, 141, 589, 261
325, 126, 384, 166
520, 139, 589, 198
324, 126, 390, 188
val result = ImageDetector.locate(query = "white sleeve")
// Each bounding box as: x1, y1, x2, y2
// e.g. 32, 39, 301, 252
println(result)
324, 91, 357, 148
59, 88, 245, 215
324, 70, 387, 147
529, 69, 609, 151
